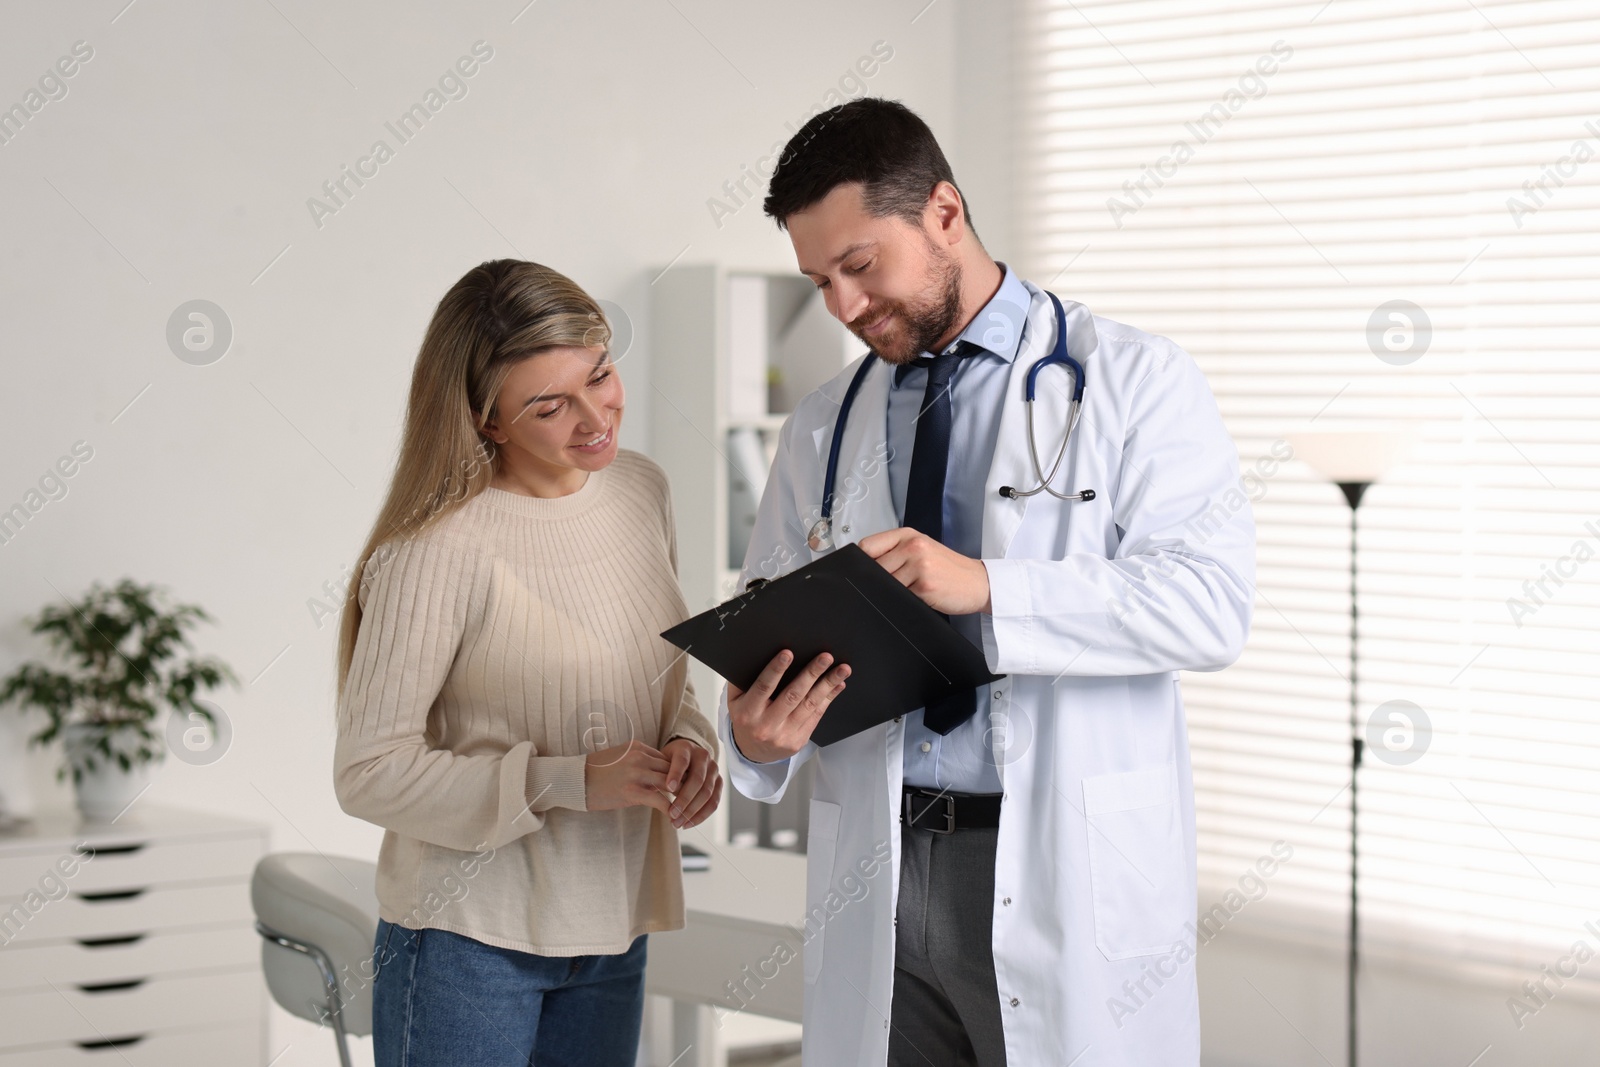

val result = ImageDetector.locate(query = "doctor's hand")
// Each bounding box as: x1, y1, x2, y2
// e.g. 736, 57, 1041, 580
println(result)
727, 650, 851, 764
858, 527, 993, 615
661, 738, 722, 830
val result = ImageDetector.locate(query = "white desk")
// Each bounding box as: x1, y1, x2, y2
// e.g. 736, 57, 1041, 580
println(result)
645, 829, 808, 1066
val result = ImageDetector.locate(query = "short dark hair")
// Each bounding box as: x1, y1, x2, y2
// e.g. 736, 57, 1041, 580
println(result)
762, 97, 975, 236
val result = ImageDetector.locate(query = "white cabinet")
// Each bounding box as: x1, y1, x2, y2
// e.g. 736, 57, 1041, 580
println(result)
0, 806, 267, 1065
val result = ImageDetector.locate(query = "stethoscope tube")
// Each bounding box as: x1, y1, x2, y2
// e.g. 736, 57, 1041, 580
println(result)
809, 353, 879, 552
997, 292, 1094, 502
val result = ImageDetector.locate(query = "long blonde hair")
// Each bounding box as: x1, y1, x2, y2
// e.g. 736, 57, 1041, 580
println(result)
335, 259, 610, 697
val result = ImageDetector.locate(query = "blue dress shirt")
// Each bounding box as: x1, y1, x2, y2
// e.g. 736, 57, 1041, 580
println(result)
889, 263, 1031, 794
728, 263, 1034, 795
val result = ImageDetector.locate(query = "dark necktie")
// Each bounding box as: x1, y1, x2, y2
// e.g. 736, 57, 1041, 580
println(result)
900, 339, 983, 734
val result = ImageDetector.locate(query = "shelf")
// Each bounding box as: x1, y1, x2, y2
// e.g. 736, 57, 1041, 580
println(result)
725, 413, 792, 434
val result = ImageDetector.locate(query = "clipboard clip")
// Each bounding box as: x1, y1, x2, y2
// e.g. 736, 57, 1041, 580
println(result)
744, 577, 771, 593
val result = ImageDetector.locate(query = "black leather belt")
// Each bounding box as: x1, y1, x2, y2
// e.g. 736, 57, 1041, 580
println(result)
901, 786, 1003, 834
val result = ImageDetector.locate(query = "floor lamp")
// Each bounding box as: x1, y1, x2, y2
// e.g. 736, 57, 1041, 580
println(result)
1288, 428, 1415, 1067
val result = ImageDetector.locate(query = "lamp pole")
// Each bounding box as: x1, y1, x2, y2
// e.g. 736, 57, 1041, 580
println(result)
1337, 479, 1370, 1067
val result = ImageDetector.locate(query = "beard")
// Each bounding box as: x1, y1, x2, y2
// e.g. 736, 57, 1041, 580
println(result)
847, 243, 964, 366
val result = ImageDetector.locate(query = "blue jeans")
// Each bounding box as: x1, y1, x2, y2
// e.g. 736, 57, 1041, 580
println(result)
371, 919, 647, 1067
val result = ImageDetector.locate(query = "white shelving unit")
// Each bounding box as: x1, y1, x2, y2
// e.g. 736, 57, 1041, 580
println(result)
647, 263, 854, 1067
651, 263, 856, 619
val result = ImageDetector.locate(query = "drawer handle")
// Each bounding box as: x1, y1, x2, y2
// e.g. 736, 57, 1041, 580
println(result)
77, 934, 148, 949
75, 889, 147, 903
81, 842, 147, 858
77, 1034, 147, 1051
77, 978, 147, 994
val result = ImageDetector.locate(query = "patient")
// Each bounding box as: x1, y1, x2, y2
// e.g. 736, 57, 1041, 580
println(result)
332, 259, 721, 1067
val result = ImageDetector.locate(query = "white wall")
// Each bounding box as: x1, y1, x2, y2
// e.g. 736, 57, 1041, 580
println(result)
1198, 923, 1600, 1067
0, 3, 965, 1063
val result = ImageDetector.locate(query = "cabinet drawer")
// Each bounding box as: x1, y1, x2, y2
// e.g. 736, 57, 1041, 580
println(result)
0, 1020, 262, 1066
0, 925, 258, 993
0, 834, 261, 896
0, 968, 262, 1050
1, 883, 251, 945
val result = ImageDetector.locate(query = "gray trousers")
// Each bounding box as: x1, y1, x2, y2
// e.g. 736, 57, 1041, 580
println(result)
888, 821, 1007, 1067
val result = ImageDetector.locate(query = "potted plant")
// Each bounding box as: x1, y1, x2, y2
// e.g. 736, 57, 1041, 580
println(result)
0, 578, 238, 821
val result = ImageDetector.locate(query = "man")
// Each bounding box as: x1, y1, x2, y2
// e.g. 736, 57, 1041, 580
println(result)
718, 97, 1255, 1066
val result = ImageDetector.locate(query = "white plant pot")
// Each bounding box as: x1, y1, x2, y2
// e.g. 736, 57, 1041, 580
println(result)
75, 760, 152, 822
62, 725, 157, 822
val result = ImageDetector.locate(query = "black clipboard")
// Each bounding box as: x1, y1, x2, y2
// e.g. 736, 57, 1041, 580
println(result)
661, 543, 1003, 747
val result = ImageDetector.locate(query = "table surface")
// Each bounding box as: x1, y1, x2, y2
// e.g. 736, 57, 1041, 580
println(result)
679, 826, 808, 929
647, 827, 811, 1030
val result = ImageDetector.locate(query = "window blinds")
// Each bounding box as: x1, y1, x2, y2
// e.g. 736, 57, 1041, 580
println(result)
1016, 0, 1600, 980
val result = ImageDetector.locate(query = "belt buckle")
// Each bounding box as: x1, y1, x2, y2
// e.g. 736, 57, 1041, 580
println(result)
904, 789, 957, 834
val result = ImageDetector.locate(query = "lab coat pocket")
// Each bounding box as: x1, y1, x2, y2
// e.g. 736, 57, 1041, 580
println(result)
803, 798, 842, 984
1082, 762, 1186, 960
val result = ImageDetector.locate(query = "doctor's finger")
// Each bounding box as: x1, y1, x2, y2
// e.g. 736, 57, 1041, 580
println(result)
794, 667, 850, 731
748, 649, 796, 699
856, 526, 913, 558
866, 542, 922, 584
776, 653, 836, 712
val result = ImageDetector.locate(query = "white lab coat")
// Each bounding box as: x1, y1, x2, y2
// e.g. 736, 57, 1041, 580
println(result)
717, 279, 1256, 1066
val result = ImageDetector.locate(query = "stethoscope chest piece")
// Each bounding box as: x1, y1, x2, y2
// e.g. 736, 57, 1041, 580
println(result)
807, 517, 832, 552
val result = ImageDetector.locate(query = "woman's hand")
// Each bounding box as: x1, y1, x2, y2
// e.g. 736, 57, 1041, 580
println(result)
661, 738, 722, 830
584, 740, 676, 817
727, 650, 851, 764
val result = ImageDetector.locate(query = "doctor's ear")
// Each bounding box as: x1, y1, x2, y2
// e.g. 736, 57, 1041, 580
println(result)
924, 180, 977, 245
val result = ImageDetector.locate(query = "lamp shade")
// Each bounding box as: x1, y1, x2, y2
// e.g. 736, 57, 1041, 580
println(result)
1288, 425, 1420, 485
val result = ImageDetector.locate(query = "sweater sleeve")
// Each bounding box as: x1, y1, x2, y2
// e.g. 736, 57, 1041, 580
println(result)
666, 674, 719, 758
333, 535, 588, 853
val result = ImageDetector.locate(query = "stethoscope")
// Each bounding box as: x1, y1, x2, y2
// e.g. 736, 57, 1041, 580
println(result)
807, 290, 1095, 553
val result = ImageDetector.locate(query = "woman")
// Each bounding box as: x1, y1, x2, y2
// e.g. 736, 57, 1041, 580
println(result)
333, 259, 722, 1067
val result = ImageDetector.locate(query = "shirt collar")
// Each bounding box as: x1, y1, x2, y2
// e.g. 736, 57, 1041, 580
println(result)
945, 261, 1029, 364
892, 262, 1030, 387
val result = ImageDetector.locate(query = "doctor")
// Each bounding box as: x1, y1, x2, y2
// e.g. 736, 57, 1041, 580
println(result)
719, 98, 1256, 1066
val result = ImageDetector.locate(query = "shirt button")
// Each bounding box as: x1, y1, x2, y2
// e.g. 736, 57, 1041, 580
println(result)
993, 691, 1003, 700
1010, 997, 1020, 1007
919, 741, 932, 753
1002, 897, 1011, 906
893, 716, 902, 723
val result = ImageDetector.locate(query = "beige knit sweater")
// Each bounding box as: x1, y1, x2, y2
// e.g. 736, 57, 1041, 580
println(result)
334, 449, 717, 956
